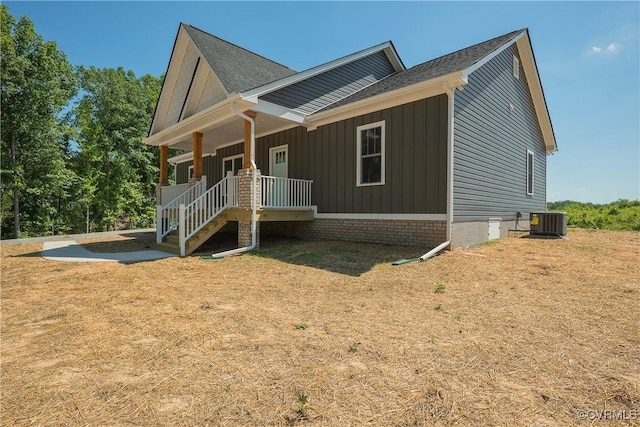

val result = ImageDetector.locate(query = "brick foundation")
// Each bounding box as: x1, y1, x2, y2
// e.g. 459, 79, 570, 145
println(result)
261, 218, 447, 248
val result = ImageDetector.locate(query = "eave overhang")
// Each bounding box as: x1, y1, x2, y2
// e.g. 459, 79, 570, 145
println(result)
514, 32, 557, 154
143, 94, 251, 148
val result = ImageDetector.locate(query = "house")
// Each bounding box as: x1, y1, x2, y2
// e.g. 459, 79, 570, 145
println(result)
144, 23, 556, 257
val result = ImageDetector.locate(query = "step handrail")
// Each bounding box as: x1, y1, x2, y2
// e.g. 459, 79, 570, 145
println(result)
156, 176, 207, 243
178, 173, 239, 256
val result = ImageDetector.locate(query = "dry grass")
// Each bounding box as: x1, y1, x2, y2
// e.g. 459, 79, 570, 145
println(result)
1, 229, 638, 426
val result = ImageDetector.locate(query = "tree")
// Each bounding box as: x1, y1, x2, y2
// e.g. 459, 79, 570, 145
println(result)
1, 5, 77, 238
72, 67, 161, 231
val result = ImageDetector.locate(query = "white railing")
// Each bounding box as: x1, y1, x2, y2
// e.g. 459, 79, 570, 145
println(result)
160, 183, 189, 205
261, 176, 313, 208
177, 174, 239, 256
158, 173, 312, 256
156, 176, 207, 243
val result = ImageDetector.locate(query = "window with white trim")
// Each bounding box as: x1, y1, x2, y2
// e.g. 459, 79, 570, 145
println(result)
526, 149, 534, 195
356, 121, 385, 186
222, 153, 243, 179
513, 55, 520, 80
188, 165, 194, 179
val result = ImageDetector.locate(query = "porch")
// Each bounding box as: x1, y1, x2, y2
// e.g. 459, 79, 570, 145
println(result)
155, 172, 314, 256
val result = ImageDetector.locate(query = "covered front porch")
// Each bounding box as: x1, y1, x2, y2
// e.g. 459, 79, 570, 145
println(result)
155, 170, 313, 256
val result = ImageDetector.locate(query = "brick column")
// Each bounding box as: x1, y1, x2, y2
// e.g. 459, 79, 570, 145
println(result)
155, 183, 166, 205
237, 168, 261, 248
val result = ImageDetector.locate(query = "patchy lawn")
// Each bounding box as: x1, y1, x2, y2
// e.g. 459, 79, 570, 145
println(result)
1, 229, 638, 426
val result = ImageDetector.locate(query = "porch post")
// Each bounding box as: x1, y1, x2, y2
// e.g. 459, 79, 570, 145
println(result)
193, 131, 203, 178
243, 110, 257, 169
159, 145, 169, 185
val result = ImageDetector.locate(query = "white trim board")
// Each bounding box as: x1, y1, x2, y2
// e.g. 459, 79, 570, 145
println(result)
314, 212, 447, 221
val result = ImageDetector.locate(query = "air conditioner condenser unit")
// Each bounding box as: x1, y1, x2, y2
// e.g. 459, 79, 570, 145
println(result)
530, 212, 567, 237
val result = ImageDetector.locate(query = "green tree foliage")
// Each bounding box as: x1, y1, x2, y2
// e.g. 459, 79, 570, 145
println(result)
1, 5, 77, 238
548, 199, 640, 231
71, 67, 161, 232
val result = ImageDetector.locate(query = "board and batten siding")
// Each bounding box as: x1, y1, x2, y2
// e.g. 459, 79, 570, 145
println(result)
261, 51, 396, 115
175, 142, 245, 185
159, 44, 201, 131
175, 96, 448, 214
453, 44, 547, 221
255, 96, 447, 214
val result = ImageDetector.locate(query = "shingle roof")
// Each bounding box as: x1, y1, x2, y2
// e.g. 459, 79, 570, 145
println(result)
320, 29, 524, 112
182, 24, 297, 94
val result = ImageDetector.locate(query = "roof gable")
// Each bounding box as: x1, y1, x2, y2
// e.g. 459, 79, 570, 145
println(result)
183, 24, 296, 93
309, 29, 556, 153
322, 30, 522, 110
149, 24, 297, 136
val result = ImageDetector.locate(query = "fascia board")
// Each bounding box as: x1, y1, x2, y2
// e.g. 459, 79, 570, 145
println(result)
149, 26, 189, 136
462, 31, 526, 80
383, 41, 406, 72
251, 100, 306, 123
143, 94, 251, 147
306, 71, 466, 130
516, 33, 558, 154
242, 42, 397, 100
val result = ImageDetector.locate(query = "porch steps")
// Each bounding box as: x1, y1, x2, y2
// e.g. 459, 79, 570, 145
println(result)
155, 213, 229, 256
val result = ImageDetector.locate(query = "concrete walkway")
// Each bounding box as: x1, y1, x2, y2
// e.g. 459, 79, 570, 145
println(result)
42, 240, 175, 263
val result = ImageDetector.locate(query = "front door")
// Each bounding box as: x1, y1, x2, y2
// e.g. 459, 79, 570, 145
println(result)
268, 145, 288, 206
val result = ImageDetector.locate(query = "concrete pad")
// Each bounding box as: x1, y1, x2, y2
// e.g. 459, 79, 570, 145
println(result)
42, 240, 175, 263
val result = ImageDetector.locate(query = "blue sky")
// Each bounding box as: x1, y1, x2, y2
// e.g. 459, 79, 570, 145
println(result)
6, 1, 640, 204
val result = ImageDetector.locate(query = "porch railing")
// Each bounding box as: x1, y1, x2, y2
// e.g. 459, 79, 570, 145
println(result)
157, 174, 313, 256
261, 176, 313, 208
180, 174, 239, 254
160, 183, 189, 205
156, 176, 207, 243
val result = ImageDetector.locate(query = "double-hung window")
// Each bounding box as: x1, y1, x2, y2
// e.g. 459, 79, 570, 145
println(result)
356, 121, 385, 186
526, 149, 534, 195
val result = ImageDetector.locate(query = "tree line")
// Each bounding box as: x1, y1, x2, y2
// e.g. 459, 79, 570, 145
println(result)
1, 6, 171, 239
548, 199, 640, 231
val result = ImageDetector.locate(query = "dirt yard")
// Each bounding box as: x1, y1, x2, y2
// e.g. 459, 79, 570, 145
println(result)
1, 229, 638, 426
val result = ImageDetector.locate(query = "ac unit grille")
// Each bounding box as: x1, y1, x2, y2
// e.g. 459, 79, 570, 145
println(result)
530, 212, 567, 237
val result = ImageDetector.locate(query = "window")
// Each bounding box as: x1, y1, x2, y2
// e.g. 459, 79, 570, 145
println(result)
512, 55, 520, 80
356, 121, 385, 186
526, 149, 534, 195
222, 154, 243, 179
188, 165, 194, 179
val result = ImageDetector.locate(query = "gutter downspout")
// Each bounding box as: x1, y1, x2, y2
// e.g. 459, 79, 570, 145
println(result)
205, 102, 258, 259
419, 83, 457, 261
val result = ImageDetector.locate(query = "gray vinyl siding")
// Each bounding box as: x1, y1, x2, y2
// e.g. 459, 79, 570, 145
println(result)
176, 96, 447, 214
261, 51, 395, 115
453, 44, 546, 221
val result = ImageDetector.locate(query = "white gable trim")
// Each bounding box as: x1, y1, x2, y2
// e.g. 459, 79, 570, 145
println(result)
242, 42, 404, 102
461, 31, 526, 80
515, 33, 557, 154
150, 24, 231, 137
461, 30, 556, 154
